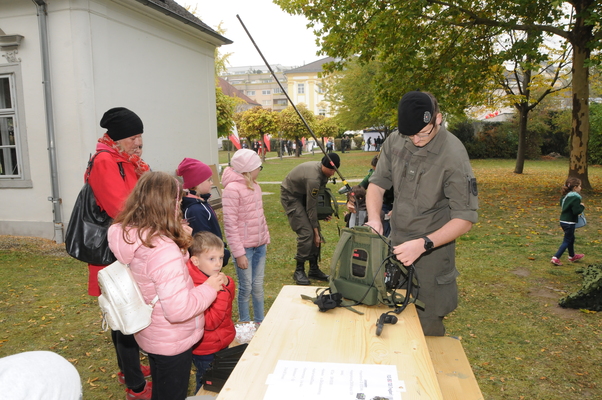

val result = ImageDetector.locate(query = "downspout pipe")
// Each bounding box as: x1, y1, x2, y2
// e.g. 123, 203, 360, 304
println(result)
32, 0, 64, 243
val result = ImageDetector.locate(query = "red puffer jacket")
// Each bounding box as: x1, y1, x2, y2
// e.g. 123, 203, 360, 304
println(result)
186, 259, 236, 355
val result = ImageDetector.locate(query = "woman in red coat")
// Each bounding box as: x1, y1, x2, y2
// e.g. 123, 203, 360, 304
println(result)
86, 107, 151, 399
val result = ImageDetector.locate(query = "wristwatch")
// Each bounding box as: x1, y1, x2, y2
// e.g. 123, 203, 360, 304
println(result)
422, 236, 434, 251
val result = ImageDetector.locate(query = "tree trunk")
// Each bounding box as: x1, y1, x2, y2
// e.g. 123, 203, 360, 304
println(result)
568, 1, 593, 189
514, 104, 528, 174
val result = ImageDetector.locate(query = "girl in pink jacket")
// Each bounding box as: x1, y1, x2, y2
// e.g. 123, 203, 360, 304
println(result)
221, 149, 270, 323
108, 171, 227, 400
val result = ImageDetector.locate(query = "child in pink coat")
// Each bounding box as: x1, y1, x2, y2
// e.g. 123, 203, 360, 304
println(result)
108, 171, 227, 400
221, 149, 270, 323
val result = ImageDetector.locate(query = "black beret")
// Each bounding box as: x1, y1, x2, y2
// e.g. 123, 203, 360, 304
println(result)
100, 107, 144, 141
322, 153, 340, 169
397, 91, 434, 136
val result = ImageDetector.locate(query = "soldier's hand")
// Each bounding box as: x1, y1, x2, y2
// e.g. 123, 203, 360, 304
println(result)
392, 239, 424, 266
314, 231, 322, 247
364, 219, 383, 235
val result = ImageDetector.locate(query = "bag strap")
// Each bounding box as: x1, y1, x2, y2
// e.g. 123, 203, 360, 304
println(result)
324, 187, 339, 218
85, 150, 126, 182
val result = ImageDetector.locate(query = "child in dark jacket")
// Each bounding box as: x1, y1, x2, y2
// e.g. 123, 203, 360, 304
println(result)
551, 177, 585, 266
186, 231, 236, 393
177, 158, 231, 265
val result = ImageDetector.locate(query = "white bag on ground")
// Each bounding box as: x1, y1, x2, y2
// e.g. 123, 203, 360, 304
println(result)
98, 260, 158, 335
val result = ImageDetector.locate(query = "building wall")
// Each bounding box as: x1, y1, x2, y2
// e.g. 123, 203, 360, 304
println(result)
285, 71, 331, 117
222, 69, 289, 112
0, 0, 223, 240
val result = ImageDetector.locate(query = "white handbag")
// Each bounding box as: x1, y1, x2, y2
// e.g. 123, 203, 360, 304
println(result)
97, 260, 158, 335
576, 213, 587, 229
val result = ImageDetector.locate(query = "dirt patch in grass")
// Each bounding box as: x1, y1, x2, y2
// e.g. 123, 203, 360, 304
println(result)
529, 285, 585, 319
0, 235, 69, 258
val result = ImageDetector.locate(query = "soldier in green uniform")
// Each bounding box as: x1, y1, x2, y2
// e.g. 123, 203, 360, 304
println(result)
366, 91, 478, 336
281, 154, 341, 285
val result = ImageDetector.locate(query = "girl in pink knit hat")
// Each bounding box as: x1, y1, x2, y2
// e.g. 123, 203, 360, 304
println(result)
176, 158, 231, 265
221, 149, 270, 323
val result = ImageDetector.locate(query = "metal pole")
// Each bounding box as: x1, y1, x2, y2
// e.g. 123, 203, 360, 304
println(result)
33, 0, 64, 243
236, 15, 351, 194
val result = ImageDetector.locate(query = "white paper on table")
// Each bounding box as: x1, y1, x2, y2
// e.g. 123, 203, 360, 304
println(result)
264, 360, 405, 400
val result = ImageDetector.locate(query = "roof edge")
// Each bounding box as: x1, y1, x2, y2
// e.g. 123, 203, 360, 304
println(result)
134, 0, 233, 45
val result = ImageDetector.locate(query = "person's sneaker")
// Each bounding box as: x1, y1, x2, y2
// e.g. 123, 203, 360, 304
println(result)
118, 365, 151, 385
569, 254, 585, 262
125, 381, 152, 400
551, 257, 563, 266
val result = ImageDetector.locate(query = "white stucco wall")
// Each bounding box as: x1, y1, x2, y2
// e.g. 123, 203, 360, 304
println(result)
0, 0, 225, 240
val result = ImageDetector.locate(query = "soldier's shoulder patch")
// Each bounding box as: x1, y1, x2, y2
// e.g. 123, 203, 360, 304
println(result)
470, 178, 478, 196
311, 188, 319, 197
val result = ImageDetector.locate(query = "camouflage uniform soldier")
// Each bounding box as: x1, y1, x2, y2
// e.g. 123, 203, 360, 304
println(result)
281, 154, 341, 285
366, 91, 478, 336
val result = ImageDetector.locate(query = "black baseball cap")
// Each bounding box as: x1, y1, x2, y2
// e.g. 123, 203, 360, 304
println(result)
397, 91, 435, 136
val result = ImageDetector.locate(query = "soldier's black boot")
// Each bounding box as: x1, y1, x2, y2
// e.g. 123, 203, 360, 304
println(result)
293, 260, 310, 285
308, 257, 329, 281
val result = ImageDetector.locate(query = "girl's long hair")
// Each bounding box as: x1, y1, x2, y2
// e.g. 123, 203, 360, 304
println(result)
242, 171, 256, 190
561, 177, 582, 197
113, 171, 191, 250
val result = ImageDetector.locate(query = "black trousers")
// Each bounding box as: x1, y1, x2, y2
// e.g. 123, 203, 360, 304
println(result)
111, 330, 145, 390
148, 348, 193, 400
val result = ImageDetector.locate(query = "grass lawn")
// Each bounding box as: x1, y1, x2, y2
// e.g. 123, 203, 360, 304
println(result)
1, 151, 602, 399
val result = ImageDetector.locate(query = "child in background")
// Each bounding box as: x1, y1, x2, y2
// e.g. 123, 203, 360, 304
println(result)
176, 158, 231, 266
345, 185, 367, 227
551, 177, 585, 266
186, 232, 236, 393
108, 171, 228, 400
221, 149, 270, 323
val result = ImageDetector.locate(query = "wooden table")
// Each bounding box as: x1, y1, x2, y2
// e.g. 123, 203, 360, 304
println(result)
210, 285, 444, 400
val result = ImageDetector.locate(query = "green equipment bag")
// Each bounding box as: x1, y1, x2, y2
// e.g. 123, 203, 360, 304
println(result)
316, 186, 339, 220
302, 226, 424, 312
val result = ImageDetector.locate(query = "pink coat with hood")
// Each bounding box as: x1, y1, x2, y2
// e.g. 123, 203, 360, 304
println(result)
108, 224, 218, 356
221, 167, 270, 258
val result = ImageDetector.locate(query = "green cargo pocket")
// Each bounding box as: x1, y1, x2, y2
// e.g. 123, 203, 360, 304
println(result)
434, 268, 460, 317
436, 268, 460, 285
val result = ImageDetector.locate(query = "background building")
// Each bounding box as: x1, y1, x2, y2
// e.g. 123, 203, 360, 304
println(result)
221, 65, 292, 112
284, 57, 335, 117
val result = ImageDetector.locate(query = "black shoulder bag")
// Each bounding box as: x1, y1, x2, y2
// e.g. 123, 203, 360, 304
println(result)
65, 151, 124, 265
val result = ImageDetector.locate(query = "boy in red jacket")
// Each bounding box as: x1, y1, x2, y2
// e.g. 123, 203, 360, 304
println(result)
186, 232, 236, 393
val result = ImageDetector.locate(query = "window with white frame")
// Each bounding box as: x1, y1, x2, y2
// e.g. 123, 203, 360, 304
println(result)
247, 90, 255, 96
319, 109, 327, 116
0, 65, 31, 188
262, 90, 271, 95
297, 83, 305, 94
273, 87, 283, 94
262, 100, 272, 106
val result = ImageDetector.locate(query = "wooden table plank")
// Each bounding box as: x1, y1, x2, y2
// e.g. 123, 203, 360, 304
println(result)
425, 337, 484, 400
212, 285, 444, 400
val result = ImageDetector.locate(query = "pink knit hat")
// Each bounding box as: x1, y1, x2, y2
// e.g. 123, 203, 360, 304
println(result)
176, 158, 212, 189
231, 149, 262, 173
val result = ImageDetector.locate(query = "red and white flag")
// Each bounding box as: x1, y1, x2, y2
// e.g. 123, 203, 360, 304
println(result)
263, 134, 271, 152
229, 123, 241, 150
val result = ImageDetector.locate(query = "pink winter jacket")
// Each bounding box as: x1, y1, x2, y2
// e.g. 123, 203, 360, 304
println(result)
221, 167, 270, 258
108, 224, 218, 356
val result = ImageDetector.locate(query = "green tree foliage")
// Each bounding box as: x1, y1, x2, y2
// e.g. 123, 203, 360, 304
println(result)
274, 0, 602, 188
589, 102, 602, 165
216, 87, 241, 138
325, 59, 396, 133
314, 116, 340, 139
278, 104, 317, 141
236, 106, 278, 141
